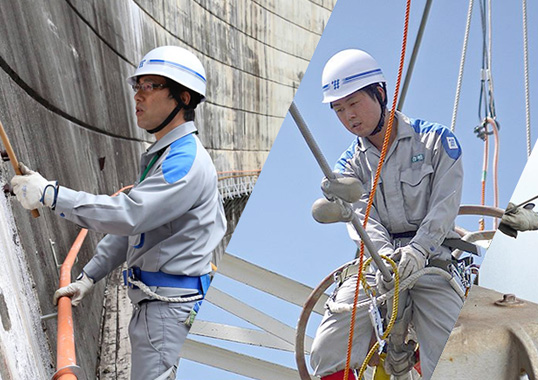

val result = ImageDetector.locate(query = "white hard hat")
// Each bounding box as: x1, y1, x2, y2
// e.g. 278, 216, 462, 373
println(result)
127, 46, 206, 102
322, 49, 385, 103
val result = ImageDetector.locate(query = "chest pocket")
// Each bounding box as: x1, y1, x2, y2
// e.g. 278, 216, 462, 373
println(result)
400, 164, 434, 224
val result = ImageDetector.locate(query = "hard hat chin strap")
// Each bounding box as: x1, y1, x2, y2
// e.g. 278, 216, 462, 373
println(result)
369, 83, 388, 136
147, 101, 185, 134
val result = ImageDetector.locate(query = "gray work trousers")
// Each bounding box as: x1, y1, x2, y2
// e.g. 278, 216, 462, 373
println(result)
129, 300, 195, 380
310, 272, 463, 380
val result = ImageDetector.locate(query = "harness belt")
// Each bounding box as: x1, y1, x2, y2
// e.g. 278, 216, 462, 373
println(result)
122, 267, 210, 295
391, 232, 479, 255
336, 233, 478, 285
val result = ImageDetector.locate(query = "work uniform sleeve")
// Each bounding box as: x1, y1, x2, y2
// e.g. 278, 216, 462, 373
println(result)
83, 234, 128, 283
411, 130, 463, 255
336, 143, 394, 259
53, 145, 207, 236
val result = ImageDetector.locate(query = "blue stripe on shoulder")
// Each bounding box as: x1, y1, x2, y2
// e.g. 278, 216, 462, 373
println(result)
410, 119, 462, 160
162, 134, 197, 184
334, 138, 359, 173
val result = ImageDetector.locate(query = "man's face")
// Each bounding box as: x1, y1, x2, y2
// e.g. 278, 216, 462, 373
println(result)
331, 90, 380, 137
133, 75, 177, 131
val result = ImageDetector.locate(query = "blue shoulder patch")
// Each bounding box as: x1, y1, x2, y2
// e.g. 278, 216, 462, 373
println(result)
334, 138, 359, 173
162, 134, 197, 184
410, 119, 462, 160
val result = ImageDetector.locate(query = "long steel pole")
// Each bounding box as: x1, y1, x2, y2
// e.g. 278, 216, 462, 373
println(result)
289, 102, 392, 281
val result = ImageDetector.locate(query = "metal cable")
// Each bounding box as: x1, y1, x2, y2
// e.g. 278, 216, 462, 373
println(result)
522, 0, 532, 157
486, 0, 497, 119
450, 0, 475, 132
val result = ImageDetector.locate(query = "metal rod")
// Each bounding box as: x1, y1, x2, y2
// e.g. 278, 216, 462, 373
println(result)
505, 194, 538, 214
398, 0, 433, 110
288, 102, 392, 281
41, 312, 58, 321
289, 102, 335, 180
350, 217, 391, 280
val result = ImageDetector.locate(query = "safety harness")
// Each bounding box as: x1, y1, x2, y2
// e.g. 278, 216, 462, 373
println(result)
123, 267, 210, 294
121, 138, 210, 316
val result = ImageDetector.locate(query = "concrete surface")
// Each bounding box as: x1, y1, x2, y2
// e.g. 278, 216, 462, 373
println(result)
432, 285, 538, 380
0, 0, 335, 379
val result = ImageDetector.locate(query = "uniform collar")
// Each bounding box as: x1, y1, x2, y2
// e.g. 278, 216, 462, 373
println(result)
146, 121, 198, 154
356, 111, 413, 152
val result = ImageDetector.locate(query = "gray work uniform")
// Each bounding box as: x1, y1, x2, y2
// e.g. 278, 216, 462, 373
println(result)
54, 121, 226, 380
310, 112, 464, 379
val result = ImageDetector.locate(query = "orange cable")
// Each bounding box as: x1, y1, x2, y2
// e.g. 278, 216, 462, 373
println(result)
343, 1, 412, 378
479, 122, 489, 231
56, 185, 133, 380
486, 117, 500, 228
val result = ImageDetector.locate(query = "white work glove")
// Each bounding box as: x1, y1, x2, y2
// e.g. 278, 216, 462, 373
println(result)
53, 271, 95, 307
10, 163, 58, 209
391, 243, 428, 281
321, 174, 364, 203
499, 202, 538, 238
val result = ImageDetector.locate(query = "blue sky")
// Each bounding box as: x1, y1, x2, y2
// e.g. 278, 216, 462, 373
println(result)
178, 1, 538, 378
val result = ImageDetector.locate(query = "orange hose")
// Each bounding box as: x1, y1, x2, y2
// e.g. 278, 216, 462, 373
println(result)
56, 229, 87, 380
343, 1, 412, 378
478, 118, 500, 231
486, 117, 500, 228
56, 185, 132, 379
479, 122, 489, 231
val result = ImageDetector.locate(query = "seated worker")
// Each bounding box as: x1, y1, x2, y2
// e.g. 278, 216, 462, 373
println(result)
309, 49, 465, 380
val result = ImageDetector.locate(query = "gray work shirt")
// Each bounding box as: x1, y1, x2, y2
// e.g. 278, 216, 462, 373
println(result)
55, 121, 226, 303
335, 112, 463, 260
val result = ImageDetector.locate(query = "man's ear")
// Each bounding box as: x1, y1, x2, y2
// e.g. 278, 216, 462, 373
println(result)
180, 90, 191, 106
377, 85, 386, 104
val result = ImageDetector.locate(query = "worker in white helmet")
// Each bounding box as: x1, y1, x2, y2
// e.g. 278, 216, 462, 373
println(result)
309, 49, 465, 380
11, 46, 226, 380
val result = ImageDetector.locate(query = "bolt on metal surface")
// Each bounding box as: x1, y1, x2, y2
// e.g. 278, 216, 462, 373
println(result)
494, 293, 525, 307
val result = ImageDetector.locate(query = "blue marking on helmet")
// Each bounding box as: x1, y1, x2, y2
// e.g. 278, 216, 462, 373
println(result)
147, 59, 206, 82
343, 68, 383, 85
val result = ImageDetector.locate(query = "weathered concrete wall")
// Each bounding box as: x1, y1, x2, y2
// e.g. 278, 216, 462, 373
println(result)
0, 0, 335, 378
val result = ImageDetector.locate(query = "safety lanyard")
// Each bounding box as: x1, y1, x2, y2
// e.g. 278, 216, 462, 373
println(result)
140, 150, 164, 182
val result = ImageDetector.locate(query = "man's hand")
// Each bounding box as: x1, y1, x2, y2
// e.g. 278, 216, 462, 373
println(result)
321, 174, 363, 203
11, 163, 58, 209
376, 265, 395, 294
499, 202, 538, 238
392, 243, 427, 281
53, 271, 95, 307
375, 251, 396, 294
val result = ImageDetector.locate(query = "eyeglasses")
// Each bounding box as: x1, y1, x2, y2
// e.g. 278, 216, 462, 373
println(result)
131, 82, 166, 93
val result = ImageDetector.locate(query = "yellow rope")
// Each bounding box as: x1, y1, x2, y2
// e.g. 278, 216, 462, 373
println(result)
357, 255, 400, 380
